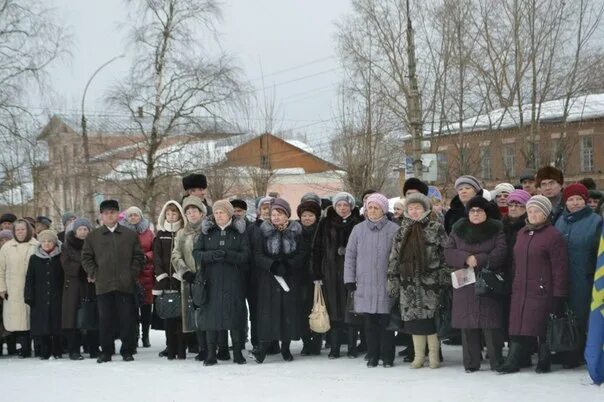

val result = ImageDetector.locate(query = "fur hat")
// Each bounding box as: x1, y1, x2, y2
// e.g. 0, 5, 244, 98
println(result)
182, 196, 207, 216
36, 216, 52, 227
519, 169, 536, 183
270, 198, 291, 218
72, 218, 93, 233
0, 213, 17, 225
366, 193, 389, 214
563, 183, 589, 203
455, 175, 482, 193
100, 200, 120, 212
526, 195, 552, 217
212, 199, 234, 218
507, 190, 531, 206
230, 199, 248, 211
403, 178, 429, 196
588, 190, 603, 200
182, 173, 207, 190
0, 229, 13, 240
255, 196, 273, 210
37, 229, 58, 244
296, 201, 322, 219
61, 212, 77, 226
300, 192, 322, 207
536, 166, 564, 187
125, 206, 144, 219
491, 183, 515, 198
466, 195, 490, 213
332, 192, 355, 208
321, 198, 333, 210
405, 193, 431, 212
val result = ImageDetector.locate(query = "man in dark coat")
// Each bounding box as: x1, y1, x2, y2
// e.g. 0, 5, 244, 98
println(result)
535, 166, 565, 224
182, 173, 212, 215
81, 200, 144, 363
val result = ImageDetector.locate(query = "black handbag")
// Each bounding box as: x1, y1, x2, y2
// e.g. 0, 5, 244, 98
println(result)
474, 261, 508, 298
344, 290, 364, 326
386, 301, 403, 331
155, 292, 182, 320
191, 267, 209, 308
76, 286, 98, 330
546, 305, 581, 352
183, 285, 197, 331
435, 287, 454, 339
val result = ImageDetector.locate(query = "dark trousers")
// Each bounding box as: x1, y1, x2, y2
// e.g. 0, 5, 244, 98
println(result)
364, 314, 395, 364
165, 317, 186, 359
461, 328, 504, 370
98, 291, 137, 356
196, 330, 207, 352
15, 331, 31, 355
38, 335, 62, 358
330, 321, 357, 350
65, 329, 81, 354
138, 304, 151, 342
207, 329, 244, 351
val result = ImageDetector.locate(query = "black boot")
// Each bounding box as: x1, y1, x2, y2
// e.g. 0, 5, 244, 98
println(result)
253, 344, 267, 364
281, 341, 293, 362
96, 353, 112, 363
233, 347, 247, 365
347, 328, 358, 358
204, 344, 217, 366
141, 326, 151, 348
217, 346, 230, 360
535, 341, 551, 373
497, 341, 524, 374
266, 340, 280, 355
195, 349, 208, 362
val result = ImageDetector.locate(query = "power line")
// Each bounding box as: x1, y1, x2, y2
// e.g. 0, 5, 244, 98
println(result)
247, 56, 335, 82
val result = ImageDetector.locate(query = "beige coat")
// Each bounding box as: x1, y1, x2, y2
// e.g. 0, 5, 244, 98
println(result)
0, 238, 39, 331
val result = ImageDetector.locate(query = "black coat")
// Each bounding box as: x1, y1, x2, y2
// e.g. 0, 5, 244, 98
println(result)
61, 232, 95, 329
502, 214, 526, 274
153, 229, 181, 294
444, 190, 501, 234
193, 218, 249, 331
299, 222, 318, 333
24, 247, 63, 336
310, 206, 362, 322
253, 220, 309, 342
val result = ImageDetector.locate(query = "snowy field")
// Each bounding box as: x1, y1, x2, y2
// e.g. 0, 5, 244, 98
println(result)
1, 330, 601, 402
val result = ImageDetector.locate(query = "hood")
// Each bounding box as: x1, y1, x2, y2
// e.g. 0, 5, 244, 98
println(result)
34, 242, 62, 259
157, 200, 185, 232
201, 215, 246, 235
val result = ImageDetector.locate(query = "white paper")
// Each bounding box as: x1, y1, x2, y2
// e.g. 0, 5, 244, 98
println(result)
451, 267, 476, 289
273, 275, 290, 292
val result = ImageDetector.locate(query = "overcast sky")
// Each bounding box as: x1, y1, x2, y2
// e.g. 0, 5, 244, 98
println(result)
47, 0, 352, 149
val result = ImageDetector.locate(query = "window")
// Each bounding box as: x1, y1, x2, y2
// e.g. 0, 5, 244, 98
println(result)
551, 139, 566, 168
437, 152, 448, 182
527, 141, 540, 167
581, 136, 594, 172
479, 146, 491, 180
503, 144, 516, 178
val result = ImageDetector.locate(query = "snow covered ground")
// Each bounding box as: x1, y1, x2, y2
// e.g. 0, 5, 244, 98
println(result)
1, 330, 601, 402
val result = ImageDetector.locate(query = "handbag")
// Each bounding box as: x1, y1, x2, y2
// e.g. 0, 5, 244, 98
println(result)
309, 283, 331, 333
474, 261, 508, 298
435, 287, 454, 339
182, 285, 197, 331
191, 267, 209, 308
344, 290, 364, 326
546, 305, 581, 352
386, 301, 403, 332
76, 286, 99, 330
156, 292, 182, 320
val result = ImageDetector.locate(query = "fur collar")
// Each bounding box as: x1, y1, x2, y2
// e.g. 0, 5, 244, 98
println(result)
65, 231, 84, 251
260, 219, 302, 256
34, 243, 62, 259
452, 218, 502, 244
120, 217, 150, 234
201, 215, 246, 235
325, 205, 362, 227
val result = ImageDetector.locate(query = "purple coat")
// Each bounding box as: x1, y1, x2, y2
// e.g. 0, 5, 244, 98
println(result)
344, 217, 399, 314
444, 219, 507, 329
508, 224, 568, 337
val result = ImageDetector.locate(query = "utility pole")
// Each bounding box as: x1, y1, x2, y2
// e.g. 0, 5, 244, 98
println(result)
406, 0, 423, 180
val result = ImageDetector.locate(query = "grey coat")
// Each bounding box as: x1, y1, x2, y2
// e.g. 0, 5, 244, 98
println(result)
344, 217, 399, 314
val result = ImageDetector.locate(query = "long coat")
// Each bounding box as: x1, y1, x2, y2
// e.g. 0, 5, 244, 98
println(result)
508, 224, 568, 337
343, 217, 399, 315
299, 222, 318, 333
193, 218, 249, 331
172, 220, 202, 332
152, 200, 185, 295
555, 206, 603, 331
61, 232, 95, 329
444, 218, 507, 329
0, 238, 38, 331
444, 190, 501, 234
311, 206, 362, 322
24, 245, 63, 336
137, 228, 155, 305
387, 213, 450, 321
253, 220, 309, 342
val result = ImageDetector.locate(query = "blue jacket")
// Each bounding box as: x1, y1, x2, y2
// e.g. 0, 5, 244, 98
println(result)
555, 206, 603, 330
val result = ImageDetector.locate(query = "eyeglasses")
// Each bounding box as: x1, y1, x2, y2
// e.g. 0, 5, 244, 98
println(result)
508, 203, 526, 209
468, 208, 486, 214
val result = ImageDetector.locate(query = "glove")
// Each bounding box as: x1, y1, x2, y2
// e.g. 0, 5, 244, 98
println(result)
182, 271, 195, 284
270, 260, 287, 276
212, 250, 226, 261
552, 296, 566, 316
345, 282, 357, 292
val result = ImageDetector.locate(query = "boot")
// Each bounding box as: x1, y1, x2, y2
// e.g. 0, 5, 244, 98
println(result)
328, 344, 341, 359
204, 344, 217, 366
281, 341, 293, 362
252, 344, 267, 364
427, 334, 441, 369
410, 335, 427, 368
497, 341, 524, 374
217, 346, 230, 360
535, 341, 551, 373
347, 329, 358, 358
195, 349, 208, 362
141, 326, 151, 348
266, 340, 280, 355
233, 345, 247, 365
96, 353, 112, 363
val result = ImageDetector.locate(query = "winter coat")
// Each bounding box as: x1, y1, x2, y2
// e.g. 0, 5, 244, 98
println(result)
152, 201, 185, 296
387, 212, 450, 321
0, 238, 38, 331
444, 218, 508, 329
61, 231, 95, 329
299, 222, 318, 332
24, 245, 63, 336
193, 217, 249, 331
508, 223, 568, 337
120, 219, 155, 305
555, 206, 603, 331
444, 190, 501, 234
343, 216, 399, 315
81, 225, 144, 296
253, 220, 309, 342
502, 214, 526, 274
311, 206, 362, 322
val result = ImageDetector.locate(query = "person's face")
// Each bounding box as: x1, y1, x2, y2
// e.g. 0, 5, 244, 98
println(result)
14, 223, 28, 242
366, 203, 384, 221
393, 205, 404, 219
75, 226, 89, 239
495, 192, 509, 208
41, 240, 55, 253
432, 200, 443, 214
66, 216, 77, 227
406, 202, 425, 221
127, 214, 141, 225
457, 185, 477, 204
213, 210, 230, 226
335, 201, 351, 218
527, 206, 547, 225
259, 203, 271, 220
233, 207, 246, 219
300, 211, 317, 227
35, 222, 49, 234
539, 179, 562, 199
507, 202, 526, 219
565, 195, 586, 214
189, 187, 207, 200
1, 222, 13, 231
101, 210, 119, 227
587, 198, 600, 211
270, 209, 288, 227
185, 206, 203, 224
468, 207, 487, 224
165, 209, 180, 223
521, 179, 537, 195
405, 189, 420, 196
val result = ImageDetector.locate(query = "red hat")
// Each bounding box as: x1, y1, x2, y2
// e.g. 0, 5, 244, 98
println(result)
562, 183, 589, 203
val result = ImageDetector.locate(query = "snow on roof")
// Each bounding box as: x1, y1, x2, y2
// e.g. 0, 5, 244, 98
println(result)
284, 139, 314, 154
429, 93, 604, 135
272, 168, 306, 175
0, 182, 33, 205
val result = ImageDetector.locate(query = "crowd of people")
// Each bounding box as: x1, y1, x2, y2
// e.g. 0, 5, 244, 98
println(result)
0, 168, 603, 383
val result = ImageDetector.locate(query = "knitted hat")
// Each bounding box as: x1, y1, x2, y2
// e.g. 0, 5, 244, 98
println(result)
61, 212, 77, 226
536, 166, 564, 187
36, 216, 52, 227
37, 229, 58, 244
296, 201, 322, 219
72, 218, 93, 233
466, 196, 490, 213
100, 199, 120, 212
230, 199, 248, 210
405, 193, 431, 212
393, 198, 405, 210
0, 213, 17, 224
300, 192, 321, 207
491, 183, 515, 198
0, 229, 13, 240
212, 199, 234, 218
332, 192, 355, 208
403, 178, 429, 196
125, 206, 144, 219
507, 190, 531, 206
182, 195, 207, 216
526, 195, 552, 217
427, 186, 443, 202
519, 169, 536, 183
454, 175, 481, 193
182, 173, 207, 190
563, 183, 589, 203
270, 198, 291, 218
366, 193, 389, 214
255, 196, 273, 210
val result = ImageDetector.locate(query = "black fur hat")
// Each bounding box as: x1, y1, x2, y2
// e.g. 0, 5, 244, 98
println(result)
182, 173, 207, 190
230, 199, 248, 210
99, 199, 120, 212
403, 178, 429, 196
